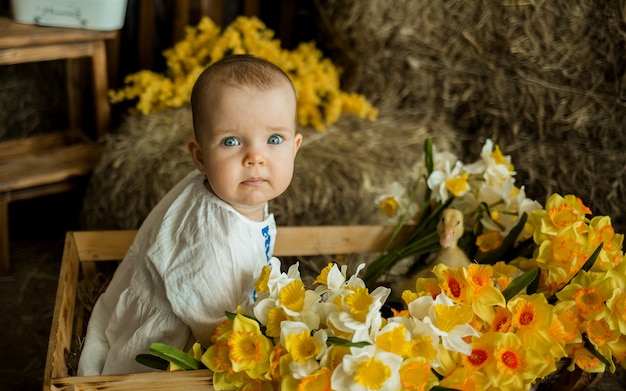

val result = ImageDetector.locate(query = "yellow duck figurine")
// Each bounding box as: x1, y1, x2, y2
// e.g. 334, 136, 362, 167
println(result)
393, 208, 471, 295
432, 208, 471, 268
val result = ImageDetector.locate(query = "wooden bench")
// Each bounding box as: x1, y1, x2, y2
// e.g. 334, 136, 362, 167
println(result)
0, 17, 116, 275
43, 225, 412, 390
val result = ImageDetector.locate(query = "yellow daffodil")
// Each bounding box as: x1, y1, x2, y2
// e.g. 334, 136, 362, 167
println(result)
529, 193, 591, 243
553, 301, 583, 344
462, 337, 494, 372
567, 343, 606, 373
507, 294, 565, 375
227, 313, 273, 380
439, 366, 490, 391
491, 261, 519, 292
464, 264, 506, 323
484, 332, 547, 391
432, 264, 471, 303
508, 294, 553, 333
585, 318, 620, 370
533, 222, 591, 293
399, 357, 440, 391
588, 215, 624, 271
607, 288, 626, 335
268, 345, 286, 383
557, 270, 615, 321
281, 367, 332, 391
490, 306, 513, 333
476, 230, 503, 253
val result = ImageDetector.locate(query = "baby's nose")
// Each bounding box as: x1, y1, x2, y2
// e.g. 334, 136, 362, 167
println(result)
244, 149, 265, 166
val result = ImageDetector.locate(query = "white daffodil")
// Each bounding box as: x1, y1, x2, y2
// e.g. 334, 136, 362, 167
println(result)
254, 258, 321, 331
331, 329, 403, 391
427, 159, 470, 203
480, 138, 517, 194
408, 293, 479, 356
280, 320, 328, 379
375, 181, 410, 220
327, 285, 389, 339
385, 315, 441, 366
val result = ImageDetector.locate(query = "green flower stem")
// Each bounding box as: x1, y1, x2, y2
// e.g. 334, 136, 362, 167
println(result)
363, 230, 441, 287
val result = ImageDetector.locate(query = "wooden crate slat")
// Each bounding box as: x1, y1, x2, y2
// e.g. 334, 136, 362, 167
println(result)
274, 225, 413, 256
44, 233, 80, 388
50, 370, 214, 391
71, 226, 414, 262
73, 231, 138, 261
0, 140, 101, 192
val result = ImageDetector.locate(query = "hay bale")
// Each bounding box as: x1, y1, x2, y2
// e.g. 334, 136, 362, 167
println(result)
0, 62, 67, 140
81, 108, 458, 229
81, 108, 194, 229
313, 0, 626, 232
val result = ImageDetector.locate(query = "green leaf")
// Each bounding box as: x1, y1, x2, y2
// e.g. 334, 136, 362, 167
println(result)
582, 242, 603, 272
501, 269, 539, 301
363, 199, 454, 288
548, 242, 606, 304
225, 310, 262, 324
526, 267, 541, 295
149, 342, 203, 370
480, 212, 528, 265
135, 353, 170, 370
326, 336, 371, 348
584, 337, 613, 368
423, 138, 434, 202
424, 138, 433, 174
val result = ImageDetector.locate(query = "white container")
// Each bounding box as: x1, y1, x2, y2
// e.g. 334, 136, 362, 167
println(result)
11, 0, 128, 31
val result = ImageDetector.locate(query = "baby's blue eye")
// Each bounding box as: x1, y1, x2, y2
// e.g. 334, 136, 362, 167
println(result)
268, 135, 283, 144
222, 136, 240, 146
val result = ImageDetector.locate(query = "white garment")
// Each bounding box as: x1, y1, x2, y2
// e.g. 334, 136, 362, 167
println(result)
77, 171, 276, 376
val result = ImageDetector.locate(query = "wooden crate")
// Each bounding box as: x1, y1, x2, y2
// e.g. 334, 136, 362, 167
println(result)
44, 226, 412, 391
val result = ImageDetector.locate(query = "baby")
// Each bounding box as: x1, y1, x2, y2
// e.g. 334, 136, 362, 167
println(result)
78, 54, 302, 375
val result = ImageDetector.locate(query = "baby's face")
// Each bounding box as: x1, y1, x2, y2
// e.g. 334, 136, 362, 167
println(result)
191, 83, 301, 219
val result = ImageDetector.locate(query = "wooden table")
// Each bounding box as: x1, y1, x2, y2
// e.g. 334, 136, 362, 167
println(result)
0, 17, 117, 275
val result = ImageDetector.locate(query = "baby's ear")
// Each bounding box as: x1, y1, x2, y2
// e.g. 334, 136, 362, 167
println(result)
294, 133, 303, 152
188, 138, 206, 173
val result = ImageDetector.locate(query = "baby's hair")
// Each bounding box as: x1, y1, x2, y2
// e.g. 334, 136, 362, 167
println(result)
190, 54, 296, 139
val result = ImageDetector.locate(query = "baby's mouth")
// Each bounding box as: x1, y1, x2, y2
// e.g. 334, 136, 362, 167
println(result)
242, 177, 267, 186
